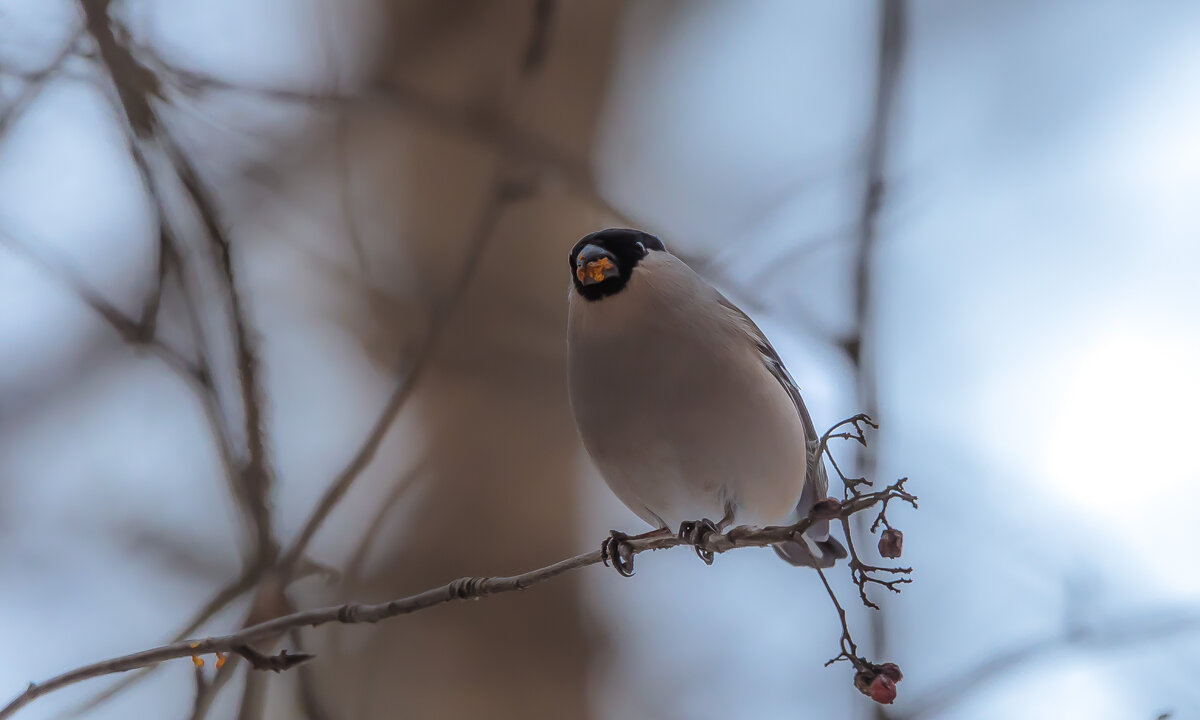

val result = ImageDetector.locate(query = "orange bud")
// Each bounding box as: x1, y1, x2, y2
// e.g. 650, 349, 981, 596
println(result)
191, 656, 204, 668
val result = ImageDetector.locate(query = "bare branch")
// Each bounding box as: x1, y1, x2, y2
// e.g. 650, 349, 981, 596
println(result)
61, 567, 262, 718
79, 0, 280, 564
289, 629, 334, 720
341, 460, 428, 587
277, 171, 522, 572
847, 4, 908, 712
520, 0, 558, 78
188, 665, 208, 720
0, 31, 82, 136
895, 606, 1200, 720
142, 56, 637, 228
0, 228, 205, 385
0, 471, 915, 719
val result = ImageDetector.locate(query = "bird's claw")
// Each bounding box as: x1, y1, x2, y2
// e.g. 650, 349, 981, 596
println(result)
601, 530, 636, 577
678, 518, 720, 565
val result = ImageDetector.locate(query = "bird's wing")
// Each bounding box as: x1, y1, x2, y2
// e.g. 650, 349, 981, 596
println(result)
715, 294, 826, 498
716, 293, 848, 568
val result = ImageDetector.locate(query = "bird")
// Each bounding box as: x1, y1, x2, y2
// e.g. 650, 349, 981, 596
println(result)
566, 227, 847, 575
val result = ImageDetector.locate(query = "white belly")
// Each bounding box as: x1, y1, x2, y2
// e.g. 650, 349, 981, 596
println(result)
567, 274, 807, 530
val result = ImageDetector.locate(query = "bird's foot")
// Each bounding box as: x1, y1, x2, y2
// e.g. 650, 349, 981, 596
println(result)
601, 530, 636, 577
678, 518, 722, 565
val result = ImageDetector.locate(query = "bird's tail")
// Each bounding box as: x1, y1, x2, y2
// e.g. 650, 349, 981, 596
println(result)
774, 458, 849, 568
773, 533, 847, 569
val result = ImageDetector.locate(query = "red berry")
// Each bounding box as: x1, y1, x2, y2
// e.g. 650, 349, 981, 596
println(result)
878, 529, 903, 558
869, 675, 897, 704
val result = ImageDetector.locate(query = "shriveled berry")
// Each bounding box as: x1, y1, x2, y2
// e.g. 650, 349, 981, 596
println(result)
869, 674, 897, 704
853, 669, 874, 696
878, 528, 903, 558
877, 662, 903, 683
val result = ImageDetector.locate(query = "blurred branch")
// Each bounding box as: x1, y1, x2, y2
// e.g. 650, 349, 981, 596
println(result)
520, 0, 558, 78
143, 56, 636, 227
0, 31, 82, 136
847, 2, 907, 716
895, 606, 1200, 719
78, 0, 160, 137
80, 0, 279, 564
278, 171, 520, 574
341, 460, 428, 588
189, 665, 208, 720
0, 229, 206, 389
289, 629, 334, 720
61, 566, 263, 719
159, 130, 278, 564
0, 418, 916, 719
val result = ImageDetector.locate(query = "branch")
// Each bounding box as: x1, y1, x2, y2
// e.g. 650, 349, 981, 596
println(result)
0, 228, 205, 386
277, 169, 520, 573
0, 31, 82, 136
0, 476, 914, 719
141, 55, 637, 228
847, 4, 907, 714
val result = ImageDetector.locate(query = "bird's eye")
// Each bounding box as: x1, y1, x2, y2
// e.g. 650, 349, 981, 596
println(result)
635, 241, 646, 254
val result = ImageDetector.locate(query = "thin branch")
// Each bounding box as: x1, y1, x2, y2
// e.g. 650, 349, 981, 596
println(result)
78, 0, 160, 138
277, 171, 523, 573
0, 475, 915, 719
0, 228, 205, 385
0, 31, 82, 136
61, 566, 262, 718
80, 0, 279, 564
289, 630, 333, 720
188, 665, 208, 720
894, 606, 1200, 720
333, 111, 368, 274
848, 4, 907, 714
341, 460, 428, 588
158, 129, 278, 563
520, 0, 558, 78
142, 56, 637, 228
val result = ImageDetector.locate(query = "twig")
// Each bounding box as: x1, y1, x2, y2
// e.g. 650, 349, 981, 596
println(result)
289, 629, 334, 720
0, 478, 914, 719
143, 56, 637, 228
848, 4, 907, 713
520, 0, 558, 78
341, 460, 428, 588
62, 567, 262, 718
0, 31, 82, 135
0, 229, 204, 385
893, 606, 1200, 720
159, 129, 277, 563
188, 665, 208, 720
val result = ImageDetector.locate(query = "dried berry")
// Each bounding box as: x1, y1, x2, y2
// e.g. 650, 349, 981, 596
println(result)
854, 669, 874, 696
869, 674, 897, 704
877, 662, 903, 683
878, 528, 903, 558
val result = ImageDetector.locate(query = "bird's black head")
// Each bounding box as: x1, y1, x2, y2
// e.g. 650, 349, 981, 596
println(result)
568, 228, 665, 301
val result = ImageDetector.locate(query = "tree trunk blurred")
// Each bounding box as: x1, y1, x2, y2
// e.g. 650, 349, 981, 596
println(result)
290, 2, 625, 718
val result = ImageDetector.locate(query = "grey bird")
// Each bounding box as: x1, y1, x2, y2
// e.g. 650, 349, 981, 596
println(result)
567, 228, 847, 574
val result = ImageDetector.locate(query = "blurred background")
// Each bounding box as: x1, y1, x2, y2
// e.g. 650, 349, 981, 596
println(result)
2, 1, 1198, 718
